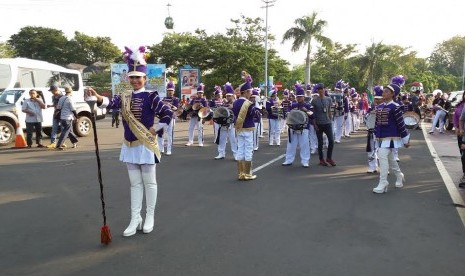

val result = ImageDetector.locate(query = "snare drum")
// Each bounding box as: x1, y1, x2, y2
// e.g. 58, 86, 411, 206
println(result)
403, 111, 420, 129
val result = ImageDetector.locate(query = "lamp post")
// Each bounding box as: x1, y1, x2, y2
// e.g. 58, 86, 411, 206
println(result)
462, 51, 465, 91
262, 0, 276, 97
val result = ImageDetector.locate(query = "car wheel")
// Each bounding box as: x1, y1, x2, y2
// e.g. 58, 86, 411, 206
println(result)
42, 127, 61, 137
0, 120, 15, 146
74, 116, 92, 137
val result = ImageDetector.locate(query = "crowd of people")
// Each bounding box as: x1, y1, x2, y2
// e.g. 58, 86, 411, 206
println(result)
19, 44, 463, 236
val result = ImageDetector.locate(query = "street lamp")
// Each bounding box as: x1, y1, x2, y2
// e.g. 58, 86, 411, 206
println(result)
261, 0, 276, 97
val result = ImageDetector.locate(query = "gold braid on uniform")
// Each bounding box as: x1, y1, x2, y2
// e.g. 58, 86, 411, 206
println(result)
121, 91, 161, 161
235, 100, 254, 132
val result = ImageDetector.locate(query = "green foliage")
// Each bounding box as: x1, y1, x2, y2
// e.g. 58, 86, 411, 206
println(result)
148, 15, 289, 94
8, 26, 121, 66
0, 42, 15, 58
9, 26, 68, 65
282, 12, 332, 85
86, 71, 111, 93
66, 32, 120, 65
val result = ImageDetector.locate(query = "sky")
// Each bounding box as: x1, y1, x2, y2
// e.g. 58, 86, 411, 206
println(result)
1, 0, 464, 67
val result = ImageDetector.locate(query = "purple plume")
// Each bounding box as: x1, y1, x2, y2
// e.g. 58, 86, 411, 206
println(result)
391, 75, 405, 87
139, 46, 146, 53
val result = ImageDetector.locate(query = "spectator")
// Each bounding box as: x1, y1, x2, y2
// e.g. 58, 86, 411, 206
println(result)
22, 89, 46, 148
112, 107, 120, 128
47, 85, 63, 148
55, 87, 78, 150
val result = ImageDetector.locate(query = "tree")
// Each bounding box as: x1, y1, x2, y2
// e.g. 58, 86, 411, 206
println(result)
0, 42, 15, 58
8, 26, 68, 65
66, 32, 121, 65
354, 42, 392, 92
282, 12, 332, 85
429, 36, 465, 77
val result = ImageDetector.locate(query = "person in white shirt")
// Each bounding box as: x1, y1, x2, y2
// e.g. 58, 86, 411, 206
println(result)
21, 89, 46, 148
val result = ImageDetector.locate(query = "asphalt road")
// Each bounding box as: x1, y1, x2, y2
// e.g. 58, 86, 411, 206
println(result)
1, 117, 464, 276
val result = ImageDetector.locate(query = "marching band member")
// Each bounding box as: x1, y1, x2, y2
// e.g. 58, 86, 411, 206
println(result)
373, 75, 410, 194
280, 89, 292, 133
307, 84, 318, 154
266, 89, 281, 146
343, 87, 351, 137
350, 90, 360, 132
250, 87, 262, 151
209, 85, 225, 142
282, 84, 311, 167
213, 83, 237, 159
234, 72, 260, 180
186, 84, 208, 146
158, 81, 179, 156
91, 46, 173, 236
366, 85, 383, 173
312, 83, 336, 166
333, 80, 347, 143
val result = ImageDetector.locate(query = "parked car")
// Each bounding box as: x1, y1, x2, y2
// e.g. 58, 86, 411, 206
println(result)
0, 88, 106, 146
445, 90, 464, 130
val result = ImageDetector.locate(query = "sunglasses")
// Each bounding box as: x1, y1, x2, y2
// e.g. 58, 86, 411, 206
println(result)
129, 76, 142, 79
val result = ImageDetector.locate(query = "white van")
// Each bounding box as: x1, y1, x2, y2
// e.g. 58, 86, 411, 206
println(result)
0, 58, 106, 146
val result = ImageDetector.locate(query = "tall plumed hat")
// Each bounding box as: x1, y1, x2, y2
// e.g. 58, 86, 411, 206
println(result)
283, 89, 290, 96
350, 92, 358, 99
335, 79, 348, 91
373, 85, 383, 98
123, 46, 147, 77
294, 83, 305, 97
214, 85, 222, 96
224, 82, 235, 95
252, 87, 260, 97
166, 80, 175, 91
313, 83, 325, 94
197, 83, 205, 93
306, 83, 313, 92
239, 71, 253, 92
386, 75, 405, 96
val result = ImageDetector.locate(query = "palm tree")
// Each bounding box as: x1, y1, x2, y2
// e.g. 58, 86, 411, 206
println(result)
356, 42, 392, 92
282, 12, 332, 85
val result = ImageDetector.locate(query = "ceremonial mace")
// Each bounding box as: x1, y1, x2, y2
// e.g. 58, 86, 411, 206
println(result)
86, 90, 112, 245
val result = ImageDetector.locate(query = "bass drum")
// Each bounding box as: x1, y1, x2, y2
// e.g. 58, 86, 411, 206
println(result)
365, 111, 376, 130
286, 110, 308, 131
213, 106, 234, 126
403, 111, 420, 129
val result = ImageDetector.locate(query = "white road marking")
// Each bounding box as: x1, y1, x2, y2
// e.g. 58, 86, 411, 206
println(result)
422, 123, 465, 228
252, 154, 286, 173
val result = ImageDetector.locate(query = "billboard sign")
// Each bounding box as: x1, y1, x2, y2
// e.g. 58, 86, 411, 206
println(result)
179, 68, 200, 97
111, 64, 166, 97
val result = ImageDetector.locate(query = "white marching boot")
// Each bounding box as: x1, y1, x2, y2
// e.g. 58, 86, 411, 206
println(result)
395, 172, 405, 188
123, 170, 144, 237
142, 167, 158, 234
373, 181, 389, 194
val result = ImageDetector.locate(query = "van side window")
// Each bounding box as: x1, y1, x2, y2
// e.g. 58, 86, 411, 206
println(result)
60, 72, 79, 91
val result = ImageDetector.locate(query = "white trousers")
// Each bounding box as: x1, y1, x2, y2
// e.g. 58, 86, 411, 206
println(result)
344, 113, 352, 136
334, 116, 344, 142
236, 130, 254, 161
308, 125, 318, 152
377, 147, 402, 186
187, 117, 203, 144
284, 129, 310, 165
268, 118, 281, 145
157, 118, 175, 153
367, 133, 378, 171
214, 122, 237, 157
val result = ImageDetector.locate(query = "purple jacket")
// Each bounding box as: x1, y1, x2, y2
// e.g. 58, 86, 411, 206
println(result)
233, 98, 256, 129
106, 91, 173, 143
454, 102, 464, 129
375, 101, 409, 139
